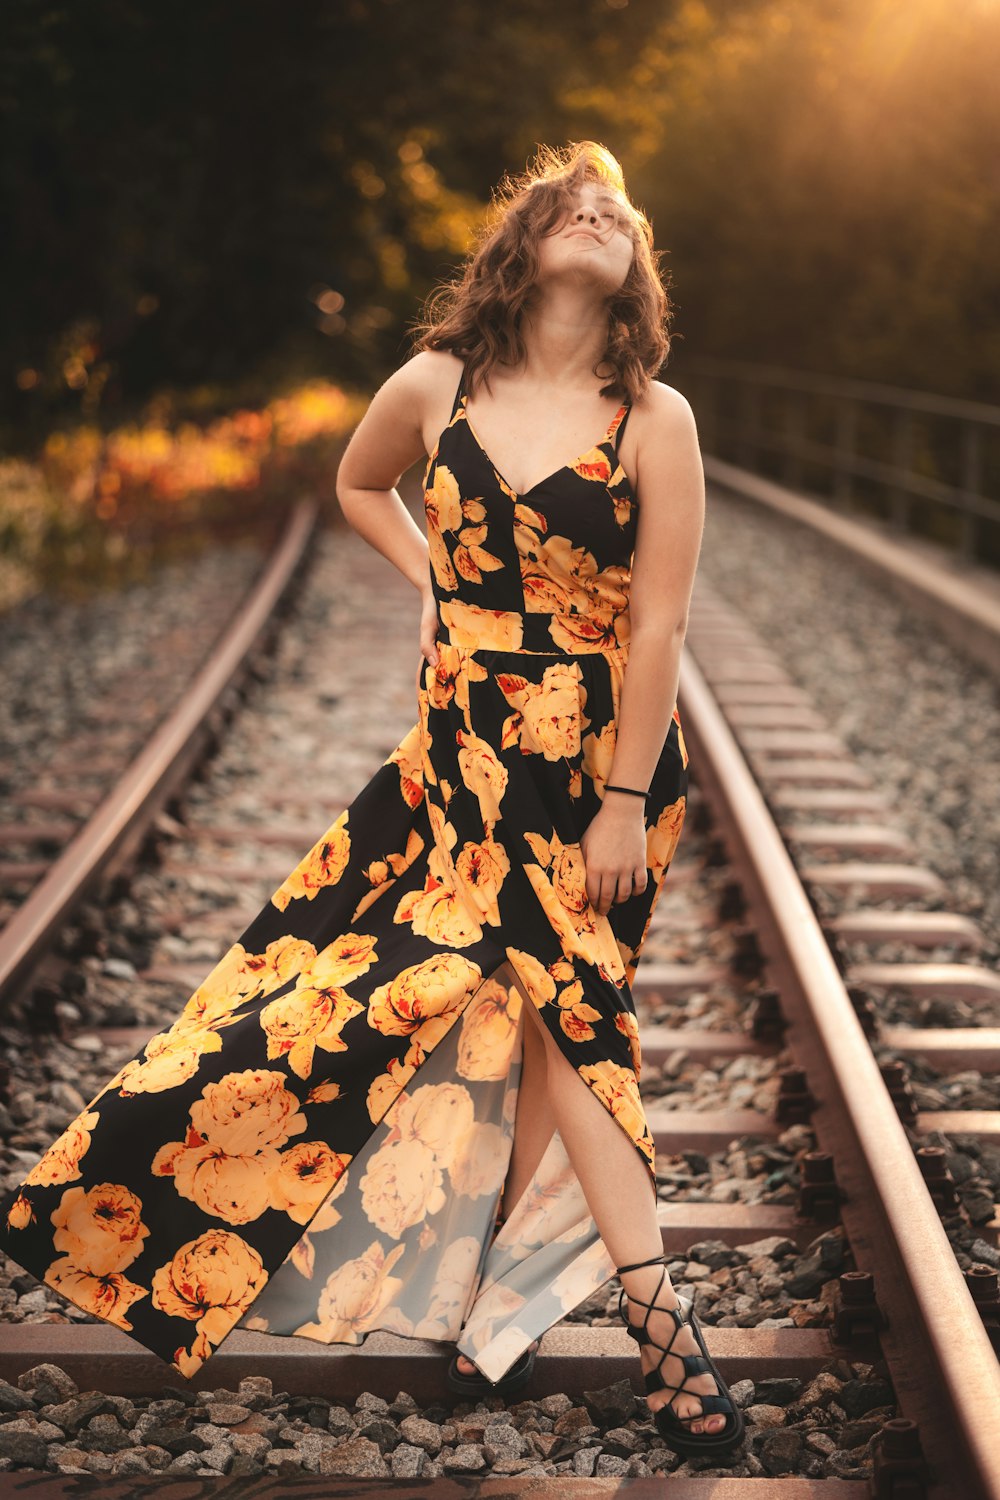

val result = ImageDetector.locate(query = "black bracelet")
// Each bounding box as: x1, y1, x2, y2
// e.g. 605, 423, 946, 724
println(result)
604, 782, 650, 801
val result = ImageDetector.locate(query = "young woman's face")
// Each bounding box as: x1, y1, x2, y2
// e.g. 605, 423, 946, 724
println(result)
535, 183, 636, 299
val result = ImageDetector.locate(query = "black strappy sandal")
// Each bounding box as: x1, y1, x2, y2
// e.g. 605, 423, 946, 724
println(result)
445, 1209, 540, 1400
445, 1338, 539, 1399
616, 1251, 745, 1460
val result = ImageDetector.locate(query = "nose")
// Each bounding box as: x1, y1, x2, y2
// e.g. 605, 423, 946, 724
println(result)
572, 204, 601, 227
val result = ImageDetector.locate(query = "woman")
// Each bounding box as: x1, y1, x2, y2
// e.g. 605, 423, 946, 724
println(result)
0, 140, 742, 1461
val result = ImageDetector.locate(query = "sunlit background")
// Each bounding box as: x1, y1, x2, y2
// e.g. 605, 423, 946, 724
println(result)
1, 0, 997, 602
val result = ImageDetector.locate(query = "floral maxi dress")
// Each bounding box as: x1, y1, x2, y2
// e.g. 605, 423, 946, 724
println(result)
0, 363, 689, 1383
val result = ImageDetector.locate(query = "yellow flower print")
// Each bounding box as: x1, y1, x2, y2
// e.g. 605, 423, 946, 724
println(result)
582, 719, 617, 795
45, 1259, 148, 1331
390, 1082, 476, 1166
497, 659, 586, 761
114, 1027, 225, 1098
521, 830, 626, 982
51, 1183, 149, 1275
672, 705, 689, 768
151, 1229, 267, 1377
269, 1142, 350, 1225
578, 1059, 654, 1170
456, 978, 521, 1081
270, 816, 351, 911
647, 795, 686, 882
448, 1121, 507, 1199
428, 524, 459, 592
424, 461, 464, 538
260, 934, 378, 1079
453, 832, 510, 926
453, 515, 504, 586
570, 447, 615, 485
152, 1070, 307, 1224
5, 1193, 34, 1230
23, 1110, 99, 1187
554, 979, 604, 1043
386, 725, 426, 810
438, 598, 524, 652
394, 817, 486, 946
549, 610, 621, 654
455, 728, 509, 828
367, 952, 482, 1042
615, 1008, 643, 1079
352, 827, 427, 922
359, 1137, 446, 1238
504, 948, 558, 1010
293, 1239, 407, 1342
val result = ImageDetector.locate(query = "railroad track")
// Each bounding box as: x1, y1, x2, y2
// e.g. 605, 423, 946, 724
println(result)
0, 500, 320, 1013
1, 513, 999, 1494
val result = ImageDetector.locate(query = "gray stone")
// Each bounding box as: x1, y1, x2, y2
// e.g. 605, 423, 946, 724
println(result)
756, 1428, 804, 1475
595, 1453, 630, 1476
317, 1436, 389, 1478
357, 1416, 401, 1450
837, 1379, 894, 1419
17, 1363, 78, 1405
728, 1379, 756, 1409
0, 1381, 35, 1414
754, 1377, 803, 1406
390, 1442, 426, 1477
443, 1444, 487, 1473
229, 1454, 264, 1476
399, 1415, 442, 1454
327, 1405, 355, 1437
45, 1394, 114, 1435
735, 1236, 798, 1261
204, 1403, 251, 1426
582, 1378, 637, 1424
746, 1404, 786, 1428
354, 1391, 389, 1415
237, 1376, 272, 1409
602, 1425, 642, 1455
483, 1424, 527, 1462
0, 1430, 47, 1467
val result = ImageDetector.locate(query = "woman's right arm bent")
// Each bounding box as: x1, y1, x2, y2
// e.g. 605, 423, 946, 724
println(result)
336, 350, 456, 678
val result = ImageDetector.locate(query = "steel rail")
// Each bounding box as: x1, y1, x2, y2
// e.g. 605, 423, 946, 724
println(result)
678, 638, 1000, 1500
0, 499, 320, 1008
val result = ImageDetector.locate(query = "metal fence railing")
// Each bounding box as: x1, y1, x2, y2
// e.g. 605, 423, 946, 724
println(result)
672, 356, 1000, 567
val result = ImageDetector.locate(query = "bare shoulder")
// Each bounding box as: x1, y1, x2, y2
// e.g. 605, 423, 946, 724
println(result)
627, 378, 703, 507
632, 377, 697, 435
393, 347, 465, 405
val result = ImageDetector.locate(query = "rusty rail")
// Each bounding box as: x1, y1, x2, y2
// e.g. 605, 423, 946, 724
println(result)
677, 633, 1000, 1500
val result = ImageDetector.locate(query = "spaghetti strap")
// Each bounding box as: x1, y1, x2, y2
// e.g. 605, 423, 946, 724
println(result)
449, 359, 467, 420
606, 398, 632, 448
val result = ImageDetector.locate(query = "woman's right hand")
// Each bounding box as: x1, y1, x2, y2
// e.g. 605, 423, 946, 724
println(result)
417, 589, 440, 692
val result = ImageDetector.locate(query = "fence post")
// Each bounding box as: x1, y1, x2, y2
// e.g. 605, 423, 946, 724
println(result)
889, 407, 914, 530
833, 397, 857, 509
784, 389, 804, 489
958, 422, 981, 562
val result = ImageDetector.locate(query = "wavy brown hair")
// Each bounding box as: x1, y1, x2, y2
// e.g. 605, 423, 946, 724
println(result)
409, 141, 673, 405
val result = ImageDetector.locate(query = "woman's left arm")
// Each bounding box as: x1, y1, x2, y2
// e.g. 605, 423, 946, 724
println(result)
581, 383, 706, 917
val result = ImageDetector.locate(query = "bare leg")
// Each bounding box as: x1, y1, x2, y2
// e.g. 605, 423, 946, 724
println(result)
512, 995, 726, 1436
454, 1001, 554, 1375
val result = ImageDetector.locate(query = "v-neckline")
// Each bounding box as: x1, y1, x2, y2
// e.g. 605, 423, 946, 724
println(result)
460, 392, 629, 500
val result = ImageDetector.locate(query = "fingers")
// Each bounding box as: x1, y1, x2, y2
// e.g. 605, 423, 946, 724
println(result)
587, 867, 649, 916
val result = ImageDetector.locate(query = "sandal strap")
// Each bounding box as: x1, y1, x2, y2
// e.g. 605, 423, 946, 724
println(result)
615, 1251, 669, 1275
618, 1271, 736, 1420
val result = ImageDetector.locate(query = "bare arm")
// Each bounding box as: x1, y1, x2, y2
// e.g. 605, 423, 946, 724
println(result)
583, 382, 705, 915
335, 352, 438, 597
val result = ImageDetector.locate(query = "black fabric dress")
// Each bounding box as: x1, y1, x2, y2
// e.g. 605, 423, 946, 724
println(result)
0, 362, 689, 1382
